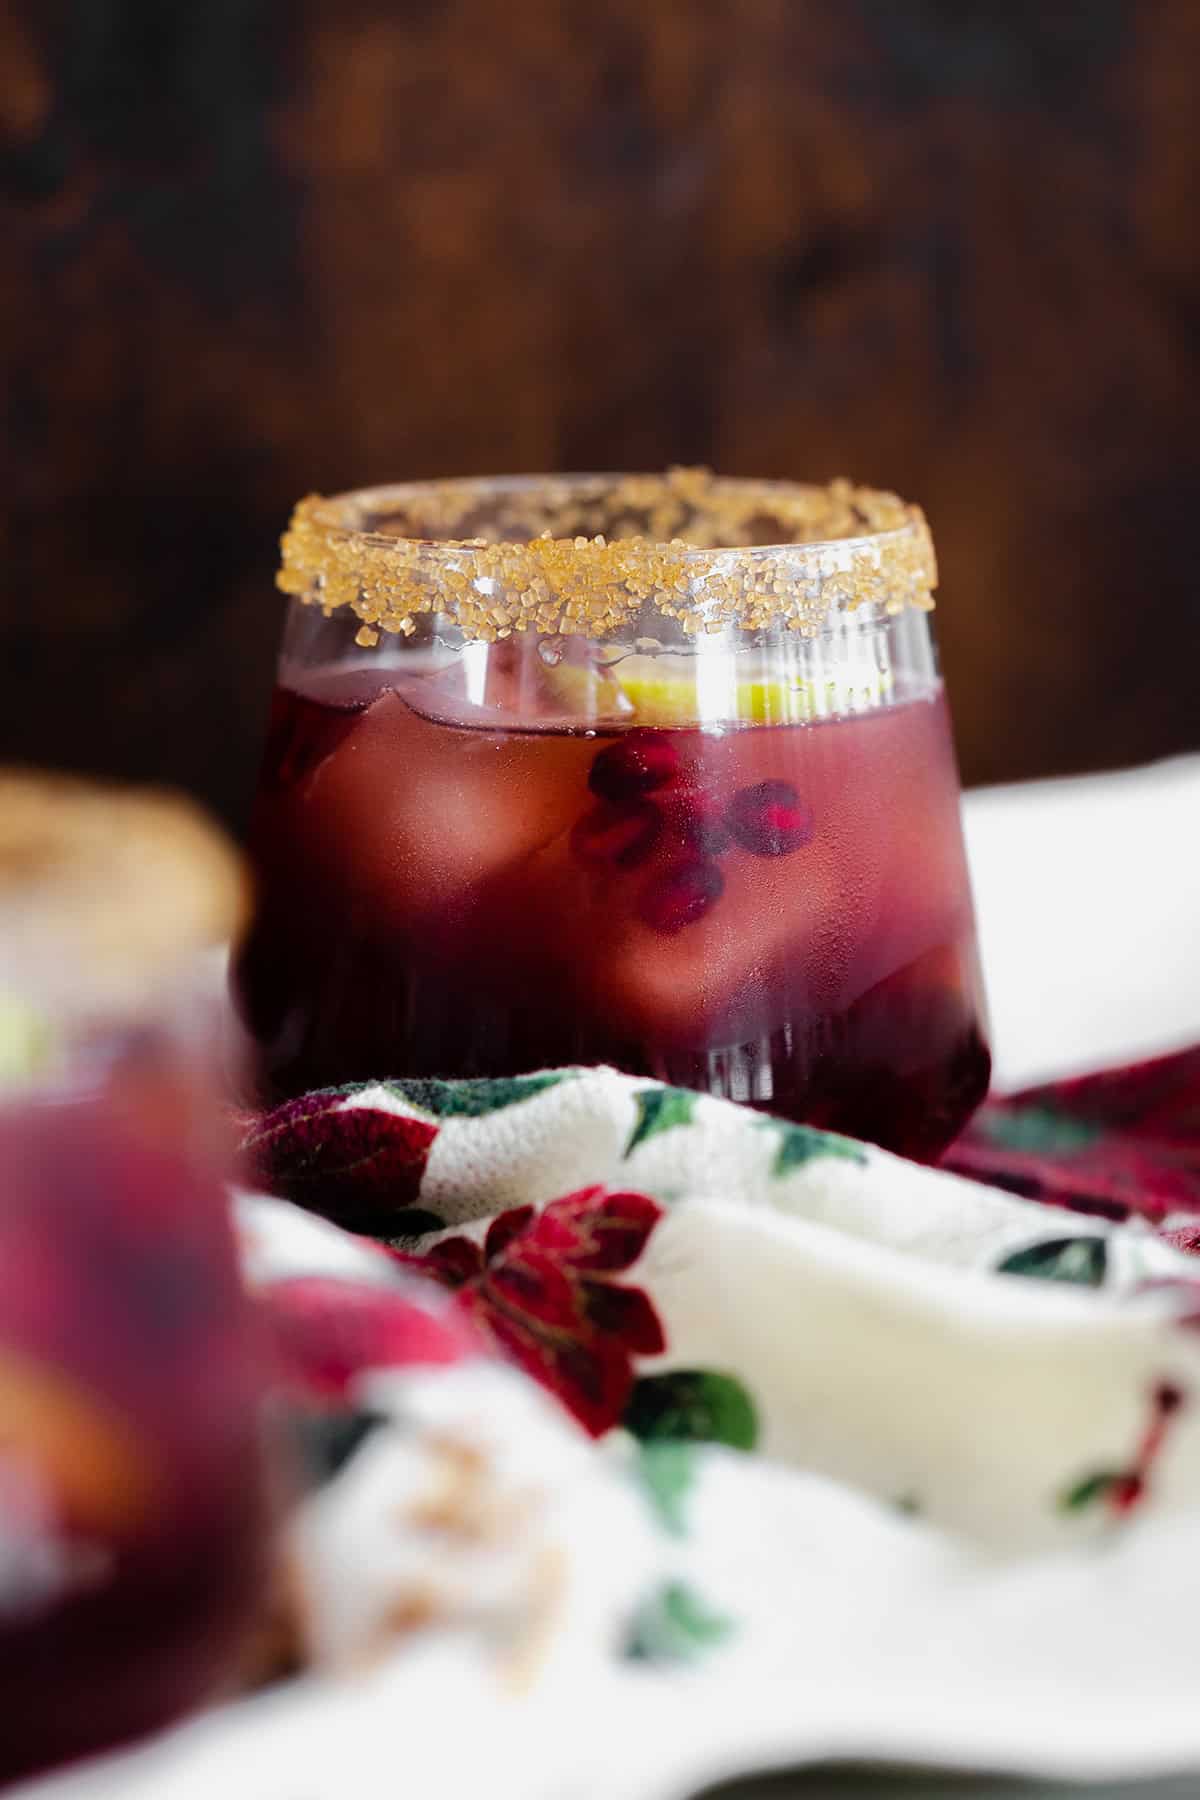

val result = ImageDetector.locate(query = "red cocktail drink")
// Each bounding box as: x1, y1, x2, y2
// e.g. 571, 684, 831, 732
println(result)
0, 773, 266, 1784
240, 664, 986, 1159
0, 1061, 267, 1781
236, 473, 989, 1158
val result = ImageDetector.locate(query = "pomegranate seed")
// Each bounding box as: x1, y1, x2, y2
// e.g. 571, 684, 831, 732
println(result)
588, 730, 680, 804
636, 857, 725, 934
727, 779, 814, 857
665, 785, 730, 856
570, 801, 662, 868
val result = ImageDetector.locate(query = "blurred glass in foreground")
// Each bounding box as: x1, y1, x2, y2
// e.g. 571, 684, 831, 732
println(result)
0, 772, 268, 1785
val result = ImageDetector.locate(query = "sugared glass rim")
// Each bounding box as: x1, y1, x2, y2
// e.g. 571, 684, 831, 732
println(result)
0, 769, 247, 1013
277, 469, 937, 644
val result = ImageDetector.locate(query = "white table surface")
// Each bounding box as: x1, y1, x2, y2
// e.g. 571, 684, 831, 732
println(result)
962, 754, 1200, 1092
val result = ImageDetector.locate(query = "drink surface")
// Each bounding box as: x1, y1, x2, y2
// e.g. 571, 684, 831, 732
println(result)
0, 1049, 267, 1782
237, 663, 989, 1159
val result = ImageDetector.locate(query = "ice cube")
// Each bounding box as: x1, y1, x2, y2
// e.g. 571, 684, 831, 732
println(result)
564, 845, 850, 1049
537, 796, 968, 1052
299, 692, 596, 929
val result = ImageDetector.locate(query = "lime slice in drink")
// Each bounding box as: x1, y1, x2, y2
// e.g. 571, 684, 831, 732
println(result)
0, 996, 53, 1088
544, 656, 892, 726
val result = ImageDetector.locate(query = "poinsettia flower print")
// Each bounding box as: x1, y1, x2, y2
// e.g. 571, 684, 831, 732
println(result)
262, 1273, 484, 1403
399, 1186, 666, 1436
240, 1090, 439, 1234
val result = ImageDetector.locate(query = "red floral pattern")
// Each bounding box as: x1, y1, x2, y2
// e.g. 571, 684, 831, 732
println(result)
398, 1186, 666, 1436
948, 1046, 1200, 1227
262, 1273, 482, 1403
240, 1091, 439, 1231
1059, 1382, 1186, 1518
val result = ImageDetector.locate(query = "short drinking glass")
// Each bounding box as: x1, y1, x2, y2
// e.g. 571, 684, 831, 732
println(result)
0, 773, 267, 1783
236, 472, 989, 1160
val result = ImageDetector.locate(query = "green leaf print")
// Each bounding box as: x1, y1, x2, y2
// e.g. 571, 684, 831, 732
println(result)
997, 1236, 1108, 1287
762, 1119, 868, 1177
981, 1106, 1102, 1155
625, 1370, 759, 1451
634, 1441, 698, 1537
624, 1580, 733, 1665
386, 1073, 569, 1118
372, 1208, 448, 1246
624, 1086, 698, 1156
1058, 1470, 1123, 1514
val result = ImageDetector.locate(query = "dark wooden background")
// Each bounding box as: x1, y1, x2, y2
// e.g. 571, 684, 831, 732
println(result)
3, 1, 1199, 831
